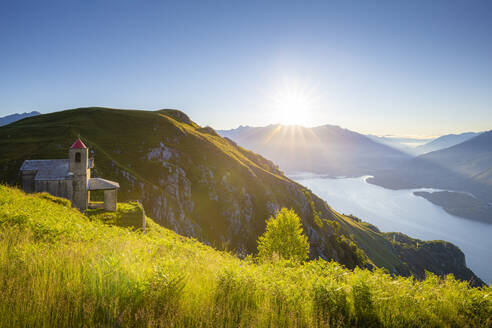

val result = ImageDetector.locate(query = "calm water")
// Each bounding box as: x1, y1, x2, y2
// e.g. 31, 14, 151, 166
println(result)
290, 173, 492, 285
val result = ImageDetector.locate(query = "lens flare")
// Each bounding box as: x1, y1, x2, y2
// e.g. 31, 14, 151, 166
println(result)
268, 77, 319, 126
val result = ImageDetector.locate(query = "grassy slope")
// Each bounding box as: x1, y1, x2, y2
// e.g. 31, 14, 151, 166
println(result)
0, 107, 480, 283
0, 107, 288, 246
0, 186, 490, 327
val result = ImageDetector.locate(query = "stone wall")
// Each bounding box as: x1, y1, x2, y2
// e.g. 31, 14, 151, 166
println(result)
21, 171, 36, 193
34, 179, 73, 201
104, 189, 117, 211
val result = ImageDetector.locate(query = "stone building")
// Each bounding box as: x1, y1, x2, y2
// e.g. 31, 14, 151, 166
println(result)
20, 138, 119, 211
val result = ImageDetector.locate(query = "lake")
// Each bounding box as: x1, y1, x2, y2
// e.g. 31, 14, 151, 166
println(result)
290, 173, 492, 285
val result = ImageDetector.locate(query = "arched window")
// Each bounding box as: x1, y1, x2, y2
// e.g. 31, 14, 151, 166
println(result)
75, 152, 81, 163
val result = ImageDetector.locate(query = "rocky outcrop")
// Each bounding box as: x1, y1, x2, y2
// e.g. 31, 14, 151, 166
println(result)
384, 233, 484, 287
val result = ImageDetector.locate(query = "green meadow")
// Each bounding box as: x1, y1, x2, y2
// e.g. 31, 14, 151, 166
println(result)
0, 185, 490, 327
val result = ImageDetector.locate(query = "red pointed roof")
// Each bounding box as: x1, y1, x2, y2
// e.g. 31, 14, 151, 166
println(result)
70, 138, 87, 149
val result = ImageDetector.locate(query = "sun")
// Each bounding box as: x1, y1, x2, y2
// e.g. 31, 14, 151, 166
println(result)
269, 78, 317, 126
274, 93, 308, 125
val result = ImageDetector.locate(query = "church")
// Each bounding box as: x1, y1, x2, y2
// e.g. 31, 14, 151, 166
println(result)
19, 138, 119, 211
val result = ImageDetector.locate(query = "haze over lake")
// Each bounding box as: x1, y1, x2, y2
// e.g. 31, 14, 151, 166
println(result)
290, 174, 492, 285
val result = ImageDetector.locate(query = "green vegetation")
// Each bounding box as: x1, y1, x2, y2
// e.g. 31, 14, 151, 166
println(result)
86, 201, 144, 229
302, 189, 324, 228
1, 185, 491, 327
257, 208, 309, 263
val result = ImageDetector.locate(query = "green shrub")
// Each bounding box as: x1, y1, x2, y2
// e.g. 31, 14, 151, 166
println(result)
257, 208, 309, 263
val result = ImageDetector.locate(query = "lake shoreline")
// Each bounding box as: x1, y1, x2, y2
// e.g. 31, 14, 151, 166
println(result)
291, 172, 491, 224
414, 191, 492, 224
290, 173, 492, 285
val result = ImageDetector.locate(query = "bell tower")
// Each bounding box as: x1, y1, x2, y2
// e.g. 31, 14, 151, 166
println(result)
69, 137, 90, 210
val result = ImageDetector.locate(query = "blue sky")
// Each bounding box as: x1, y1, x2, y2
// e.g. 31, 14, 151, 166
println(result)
1, 0, 491, 136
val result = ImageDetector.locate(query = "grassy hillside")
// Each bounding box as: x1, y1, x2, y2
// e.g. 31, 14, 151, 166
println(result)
0, 107, 482, 284
0, 186, 490, 327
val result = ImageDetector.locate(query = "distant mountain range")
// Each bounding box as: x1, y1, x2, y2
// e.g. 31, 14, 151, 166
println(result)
219, 124, 411, 176
0, 111, 41, 126
413, 132, 481, 155
367, 132, 482, 156
369, 130, 492, 205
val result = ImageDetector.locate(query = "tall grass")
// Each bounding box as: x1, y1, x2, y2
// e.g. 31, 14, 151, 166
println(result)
0, 185, 491, 327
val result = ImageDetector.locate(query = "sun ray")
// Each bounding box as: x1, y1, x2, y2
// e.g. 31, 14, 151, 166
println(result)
267, 77, 319, 126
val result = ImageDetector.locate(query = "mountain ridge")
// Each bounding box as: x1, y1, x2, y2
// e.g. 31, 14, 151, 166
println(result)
0, 111, 41, 126
414, 132, 482, 155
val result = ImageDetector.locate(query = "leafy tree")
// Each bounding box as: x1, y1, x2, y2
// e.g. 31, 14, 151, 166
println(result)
257, 208, 309, 262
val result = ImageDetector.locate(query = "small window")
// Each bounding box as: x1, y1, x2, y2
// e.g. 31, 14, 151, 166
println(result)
75, 152, 81, 163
